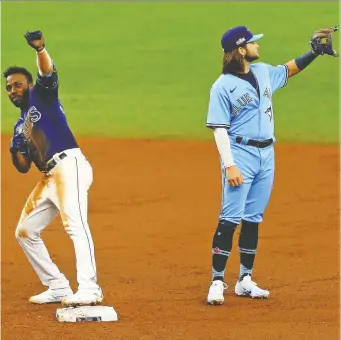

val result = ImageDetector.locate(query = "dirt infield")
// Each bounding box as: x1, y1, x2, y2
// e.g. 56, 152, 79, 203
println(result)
1, 136, 339, 340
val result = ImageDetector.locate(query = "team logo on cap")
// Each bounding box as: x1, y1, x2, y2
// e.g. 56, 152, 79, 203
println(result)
236, 37, 246, 45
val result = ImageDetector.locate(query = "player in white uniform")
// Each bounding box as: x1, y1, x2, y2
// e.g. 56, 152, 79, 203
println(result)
4, 31, 103, 307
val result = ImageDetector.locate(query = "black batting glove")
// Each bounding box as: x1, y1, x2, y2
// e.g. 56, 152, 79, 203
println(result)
24, 30, 45, 52
10, 133, 29, 157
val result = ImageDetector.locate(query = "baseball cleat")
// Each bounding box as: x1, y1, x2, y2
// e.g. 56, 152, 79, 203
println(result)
61, 289, 103, 307
29, 287, 73, 304
207, 280, 228, 305
234, 275, 269, 299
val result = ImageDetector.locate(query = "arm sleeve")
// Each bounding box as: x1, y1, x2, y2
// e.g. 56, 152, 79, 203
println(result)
35, 64, 59, 92
267, 64, 289, 93
206, 84, 231, 129
213, 128, 235, 168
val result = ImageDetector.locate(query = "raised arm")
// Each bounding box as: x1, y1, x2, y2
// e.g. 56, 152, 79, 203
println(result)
24, 31, 53, 76
24, 31, 59, 96
286, 26, 338, 78
36, 48, 53, 76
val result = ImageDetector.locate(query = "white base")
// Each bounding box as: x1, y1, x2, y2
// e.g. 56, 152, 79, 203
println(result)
56, 306, 118, 322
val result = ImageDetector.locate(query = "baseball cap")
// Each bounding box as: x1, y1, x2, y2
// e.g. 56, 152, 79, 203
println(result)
221, 26, 263, 53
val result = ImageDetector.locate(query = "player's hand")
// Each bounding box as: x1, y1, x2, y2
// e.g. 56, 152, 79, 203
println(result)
310, 26, 339, 57
10, 133, 29, 157
24, 30, 45, 52
225, 165, 244, 187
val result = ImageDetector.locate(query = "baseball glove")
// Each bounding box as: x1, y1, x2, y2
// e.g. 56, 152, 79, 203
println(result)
310, 26, 339, 57
24, 30, 45, 52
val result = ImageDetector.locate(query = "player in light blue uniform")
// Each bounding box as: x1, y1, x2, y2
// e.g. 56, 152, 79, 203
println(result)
206, 25, 338, 305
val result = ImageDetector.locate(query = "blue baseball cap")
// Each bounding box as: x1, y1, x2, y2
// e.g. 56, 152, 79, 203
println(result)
221, 26, 263, 53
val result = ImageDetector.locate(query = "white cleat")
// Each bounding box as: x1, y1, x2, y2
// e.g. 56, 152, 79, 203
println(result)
61, 289, 104, 308
29, 287, 73, 304
235, 275, 270, 299
207, 280, 228, 305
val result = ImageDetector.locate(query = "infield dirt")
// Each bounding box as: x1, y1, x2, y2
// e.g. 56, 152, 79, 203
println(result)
1, 136, 339, 340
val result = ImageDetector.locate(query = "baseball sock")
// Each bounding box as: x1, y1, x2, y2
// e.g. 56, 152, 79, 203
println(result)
238, 219, 259, 281
212, 220, 238, 282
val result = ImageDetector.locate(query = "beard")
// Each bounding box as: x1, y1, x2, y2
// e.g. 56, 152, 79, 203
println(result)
245, 54, 259, 62
11, 88, 30, 109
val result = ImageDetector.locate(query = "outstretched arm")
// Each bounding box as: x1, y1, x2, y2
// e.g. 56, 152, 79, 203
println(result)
286, 26, 338, 78
286, 54, 315, 78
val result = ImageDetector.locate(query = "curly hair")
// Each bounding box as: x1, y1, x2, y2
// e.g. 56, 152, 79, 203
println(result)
3, 66, 33, 84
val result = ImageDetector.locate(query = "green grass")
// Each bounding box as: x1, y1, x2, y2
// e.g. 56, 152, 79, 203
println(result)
1, 2, 339, 144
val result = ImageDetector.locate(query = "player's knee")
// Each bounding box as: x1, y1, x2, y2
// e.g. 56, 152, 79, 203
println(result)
15, 224, 39, 242
15, 224, 28, 240
219, 214, 241, 225
242, 214, 263, 223
220, 206, 244, 224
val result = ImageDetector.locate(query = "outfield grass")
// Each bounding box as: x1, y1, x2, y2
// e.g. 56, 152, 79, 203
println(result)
1, 2, 339, 144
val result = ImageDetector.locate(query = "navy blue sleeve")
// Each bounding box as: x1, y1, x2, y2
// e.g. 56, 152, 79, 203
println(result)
13, 118, 24, 136
35, 64, 59, 98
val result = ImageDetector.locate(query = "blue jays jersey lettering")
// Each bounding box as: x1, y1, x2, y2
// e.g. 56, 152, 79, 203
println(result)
13, 66, 78, 170
206, 62, 288, 140
206, 25, 337, 305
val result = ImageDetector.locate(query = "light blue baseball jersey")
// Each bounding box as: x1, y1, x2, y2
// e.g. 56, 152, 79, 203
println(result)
206, 63, 289, 140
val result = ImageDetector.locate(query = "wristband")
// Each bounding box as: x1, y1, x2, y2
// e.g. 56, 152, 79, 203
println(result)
36, 45, 46, 53
295, 51, 318, 71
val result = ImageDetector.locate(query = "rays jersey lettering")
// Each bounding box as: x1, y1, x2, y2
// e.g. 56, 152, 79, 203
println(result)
206, 62, 288, 140
27, 106, 42, 123
12, 67, 78, 171
15, 121, 24, 135
23, 113, 33, 145
22, 106, 42, 148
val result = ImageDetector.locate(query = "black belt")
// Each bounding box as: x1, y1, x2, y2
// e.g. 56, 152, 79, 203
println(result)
236, 137, 273, 148
45, 152, 67, 172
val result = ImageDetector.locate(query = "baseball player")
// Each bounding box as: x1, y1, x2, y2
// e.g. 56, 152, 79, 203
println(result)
206, 25, 338, 305
4, 31, 103, 307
